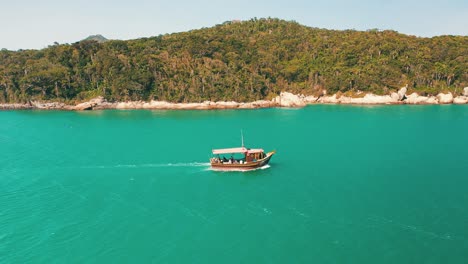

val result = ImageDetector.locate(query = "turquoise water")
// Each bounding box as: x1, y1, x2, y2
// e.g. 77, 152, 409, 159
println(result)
1, 105, 468, 263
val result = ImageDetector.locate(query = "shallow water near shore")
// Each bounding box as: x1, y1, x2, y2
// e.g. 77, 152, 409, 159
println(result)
1, 105, 468, 263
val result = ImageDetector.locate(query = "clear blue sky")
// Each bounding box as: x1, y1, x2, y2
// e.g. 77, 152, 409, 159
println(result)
1, 0, 467, 50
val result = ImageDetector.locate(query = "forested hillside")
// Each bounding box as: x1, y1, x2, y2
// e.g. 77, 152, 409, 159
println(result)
0, 18, 466, 103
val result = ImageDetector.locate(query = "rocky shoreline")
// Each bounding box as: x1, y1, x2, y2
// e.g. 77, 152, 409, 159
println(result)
1, 87, 467, 111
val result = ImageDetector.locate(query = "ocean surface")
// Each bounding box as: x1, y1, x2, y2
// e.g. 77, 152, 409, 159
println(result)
1, 105, 468, 263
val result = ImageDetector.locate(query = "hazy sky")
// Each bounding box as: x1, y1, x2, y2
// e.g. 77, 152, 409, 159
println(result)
1, 0, 467, 50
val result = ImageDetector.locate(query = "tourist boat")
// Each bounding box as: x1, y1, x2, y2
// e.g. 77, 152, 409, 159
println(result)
210, 132, 275, 171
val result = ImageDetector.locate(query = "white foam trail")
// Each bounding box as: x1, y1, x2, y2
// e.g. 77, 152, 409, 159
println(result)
81, 162, 210, 169
80, 162, 270, 172
163, 162, 210, 167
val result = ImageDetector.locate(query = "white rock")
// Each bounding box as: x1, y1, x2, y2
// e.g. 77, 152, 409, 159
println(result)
74, 102, 93, 110
277, 92, 306, 107
252, 100, 274, 107
89, 96, 105, 105
391, 92, 400, 101
303, 96, 319, 103
397, 86, 407, 101
361, 94, 397, 104
318, 94, 339, 104
215, 101, 240, 108
73, 96, 105, 110
271, 96, 280, 105
0, 103, 33, 109
239, 100, 272, 109
339, 94, 397, 104
464, 87, 468, 97
453, 96, 468, 104
405, 93, 439, 104
425, 96, 439, 104
436, 93, 454, 104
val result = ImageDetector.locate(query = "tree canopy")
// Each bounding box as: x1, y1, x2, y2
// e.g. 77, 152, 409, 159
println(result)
1, 18, 467, 103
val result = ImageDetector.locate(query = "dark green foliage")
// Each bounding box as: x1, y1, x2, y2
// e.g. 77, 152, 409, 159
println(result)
0, 18, 467, 103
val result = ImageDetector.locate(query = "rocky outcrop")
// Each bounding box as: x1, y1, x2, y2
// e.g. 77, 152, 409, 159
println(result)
81, 91, 466, 108
272, 92, 307, 107
240, 100, 276, 109
397, 86, 407, 101
464, 87, 468, 97
1, 101, 76, 110
317, 94, 339, 104
73, 96, 105, 110
317, 94, 398, 104
30, 101, 75, 110
436, 93, 454, 104
303, 95, 319, 104
387, 86, 407, 102
1, 89, 467, 111
0, 103, 33, 110
453, 96, 468, 104
405, 93, 439, 104
390, 92, 400, 101
95, 99, 277, 110
339, 94, 398, 104
73, 102, 93, 110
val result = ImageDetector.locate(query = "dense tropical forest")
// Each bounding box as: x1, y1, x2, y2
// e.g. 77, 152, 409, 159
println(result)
0, 18, 467, 103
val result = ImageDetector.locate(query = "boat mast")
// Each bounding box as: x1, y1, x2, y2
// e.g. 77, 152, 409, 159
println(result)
241, 129, 244, 147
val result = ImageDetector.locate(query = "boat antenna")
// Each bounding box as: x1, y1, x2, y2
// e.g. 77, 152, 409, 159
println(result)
241, 129, 244, 147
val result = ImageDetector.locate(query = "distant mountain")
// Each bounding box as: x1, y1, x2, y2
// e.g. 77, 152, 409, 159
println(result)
82, 34, 109, 43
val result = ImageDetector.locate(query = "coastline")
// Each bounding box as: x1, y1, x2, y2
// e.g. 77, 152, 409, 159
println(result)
1, 88, 467, 111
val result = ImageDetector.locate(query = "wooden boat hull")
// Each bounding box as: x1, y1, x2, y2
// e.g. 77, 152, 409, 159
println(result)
210, 151, 275, 171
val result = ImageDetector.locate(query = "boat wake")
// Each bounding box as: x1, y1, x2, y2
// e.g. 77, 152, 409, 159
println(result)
78, 162, 271, 172
81, 162, 210, 169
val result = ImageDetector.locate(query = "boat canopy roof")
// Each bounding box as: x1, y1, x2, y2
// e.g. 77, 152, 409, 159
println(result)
212, 147, 264, 155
